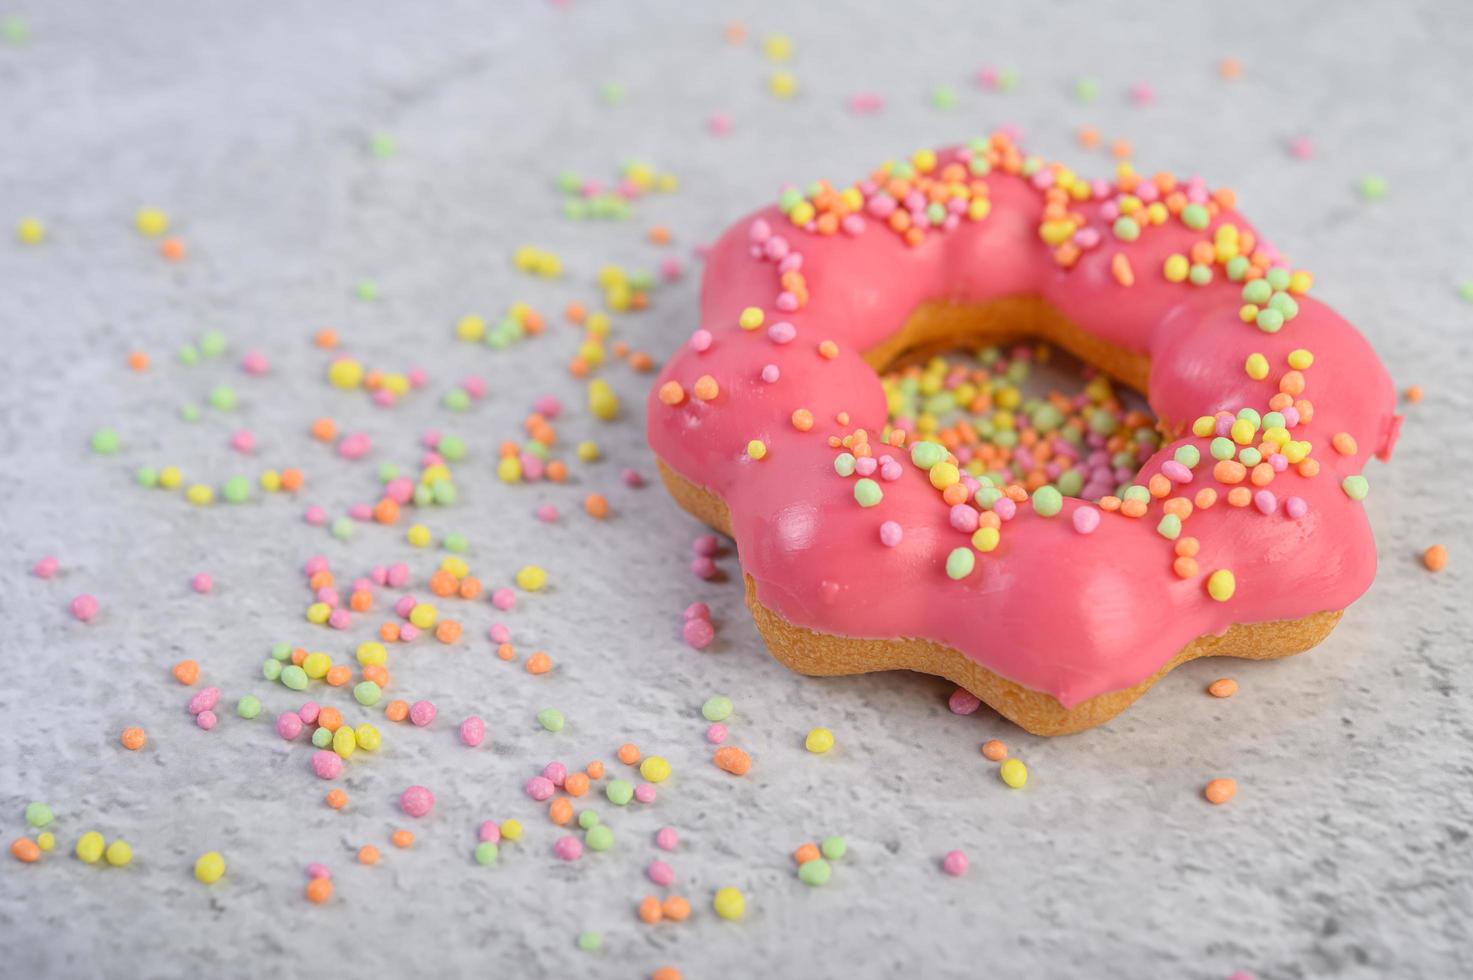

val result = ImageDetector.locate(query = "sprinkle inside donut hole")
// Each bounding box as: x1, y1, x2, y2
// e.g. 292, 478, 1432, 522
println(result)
880, 341, 1157, 502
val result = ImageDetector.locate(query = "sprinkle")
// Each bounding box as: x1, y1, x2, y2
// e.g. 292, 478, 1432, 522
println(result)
1423, 545, 1448, 572
805, 727, 834, 753
70, 593, 100, 622
879, 520, 903, 546
713, 746, 751, 775
982, 739, 1008, 761
1358, 176, 1387, 201
1208, 678, 1238, 698
942, 850, 969, 876
693, 375, 720, 400
999, 758, 1028, 788
658, 381, 685, 405
746, 439, 767, 460
945, 547, 975, 580
1204, 778, 1237, 805
1072, 507, 1100, 534
1341, 475, 1369, 500
121, 727, 146, 750
799, 858, 832, 886
854, 478, 883, 507
1244, 353, 1269, 380
1031, 485, 1062, 517
738, 307, 764, 330
537, 708, 566, 732
1206, 569, 1236, 601
713, 886, 745, 920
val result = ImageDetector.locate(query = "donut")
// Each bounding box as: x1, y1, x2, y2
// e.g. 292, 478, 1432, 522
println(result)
647, 135, 1400, 736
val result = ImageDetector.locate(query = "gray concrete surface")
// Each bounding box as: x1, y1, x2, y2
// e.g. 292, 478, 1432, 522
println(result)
1, 1, 1470, 978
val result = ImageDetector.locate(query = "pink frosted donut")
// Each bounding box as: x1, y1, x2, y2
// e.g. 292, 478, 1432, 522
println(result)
647, 135, 1399, 735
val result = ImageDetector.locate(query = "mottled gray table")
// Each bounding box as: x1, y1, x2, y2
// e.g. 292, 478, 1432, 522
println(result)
1, 2, 1469, 978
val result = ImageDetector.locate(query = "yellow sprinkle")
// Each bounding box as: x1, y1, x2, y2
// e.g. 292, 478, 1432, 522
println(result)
971, 527, 1000, 552
999, 758, 1028, 788
1191, 416, 1217, 438
738, 306, 764, 330
769, 71, 797, 100
1163, 254, 1190, 283
135, 208, 169, 237
16, 217, 45, 244
1207, 569, 1236, 601
1244, 353, 1269, 380
1287, 270, 1313, 294
455, 315, 486, 342
1287, 348, 1314, 370
746, 439, 767, 460
406, 524, 432, 548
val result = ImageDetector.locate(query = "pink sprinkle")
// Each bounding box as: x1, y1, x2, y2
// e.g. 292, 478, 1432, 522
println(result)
706, 723, 728, 744
683, 616, 715, 650
767, 321, 796, 345
879, 521, 903, 547
1253, 490, 1278, 515
648, 860, 675, 886
622, 467, 645, 487
634, 783, 657, 804
240, 351, 269, 375
692, 556, 718, 580
70, 594, 99, 622
684, 602, 711, 621
409, 700, 437, 727
386, 563, 409, 587
384, 477, 414, 503
305, 557, 330, 578
543, 762, 568, 787
398, 623, 420, 642
554, 836, 583, 861
993, 496, 1018, 521
306, 862, 331, 880
299, 702, 320, 724
187, 688, 220, 715
31, 556, 59, 579
535, 503, 560, 523
693, 534, 720, 557
460, 716, 486, 747
229, 429, 255, 453
534, 394, 562, 418
346, 503, 372, 522
491, 588, 516, 610
407, 368, 428, 388
336, 433, 371, 460
948, 504, 980, 534
1285, 496, 1308, 519
196, 710, 218, 731
311, 751, 343, 780
371, 389, 396, 407
748, 219, 772, 243
276, 712, 304, 740
394, 595, 417, 618
489, 623, 511, 644
327, 609, 351, 629
655, 827, 679, 851
707, 112, 732, 135
689, 329, 713, 353
399, 785, 435, 818
1161, 460, 1193, 484
1128, 82, 1155, 105
1072, 506, 1101, 534
190, 572, 213, 593
462, 375, 487, 399
478, 821, 501, 843
1288, 137, 1314, 160
659, 257, 684, 282
525, 776, 555, 801
848, 92, 884, 114
761, 364, 780, 383
975, 66, 999, 89
948, 688, 982, 715
942, 850, 969, 876
304, 506, 327, 525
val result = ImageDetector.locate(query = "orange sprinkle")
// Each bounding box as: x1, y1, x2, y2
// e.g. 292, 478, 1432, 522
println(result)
585, 760, 605, 780
325, 664, 352, 687
121, 726, 147, 750
127, 351, 150, 371
318, 707, 343, 732
172, 659, 200, 685
617, 743, 641, 765
1207, 678, 1238, 698
585, 494, 610, 519
1203, 778, 1237, 805
1278, 370, 1305, 396
1423, 545, 1448, 572
1219, 57, 1242, 80
308, 570, 333, 590
981, 739, 1008, 761
1078, 126, 1101, 150
1297, 458, 1320, 478
311, 418, 337, 442
661, 896, 691, 922
1213, 460, 1247, 484
564, 771, 590, 797
693, 375, 719, 401
160, 237, 185, 261
362, 663, 389, 687
546, 460, 568, 482
391, 830, 414, 848
1120, 498, 1148, 518
652, 969, 683, 980
658, 381, 685, 406
793, 843, 820, 864
384, 700, 409, 722
11, 838, 41, 863
818, 339, 839, 359
1331, 432, 1358, 455
548, 798, 574, 825
496, 642, 515, 661
1174, 536, 1201, 557
638, 896, 663, 924
280, 467, 304, 492
357, 845, 380, 865
349, 590, 372, 613
1405, 384, 1423, 403
306, 877, 333, 903
314, 328, 339, 349
791, 408, 814, 431
1147, 474, 1171, 498
648, 225, 671, 246
1110, 252, 1134, 286
458, 577, 482, 599
435, 620, 463, 644
1194, 487, 1218, 509
713, 746, 752, 776
1172, 556, 1199, 579
290, 648, 308, 666
326, 788, 348, 810
1226, 486, 1253, 507
525, 651, 552, 674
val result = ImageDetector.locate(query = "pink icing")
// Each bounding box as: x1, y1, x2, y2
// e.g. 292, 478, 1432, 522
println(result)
647, 146, 1398, 709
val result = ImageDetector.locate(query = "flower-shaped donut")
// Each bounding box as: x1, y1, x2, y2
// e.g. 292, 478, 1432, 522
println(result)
648, 135, 1399, 735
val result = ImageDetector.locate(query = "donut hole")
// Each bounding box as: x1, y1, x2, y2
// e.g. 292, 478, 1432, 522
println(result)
871, 298, 1160, 501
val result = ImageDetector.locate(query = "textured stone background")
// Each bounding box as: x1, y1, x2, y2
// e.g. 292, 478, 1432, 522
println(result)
1, 1, 1470, 978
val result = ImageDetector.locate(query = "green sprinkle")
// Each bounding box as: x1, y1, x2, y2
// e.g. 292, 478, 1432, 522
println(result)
330, 516, 354, 540
1358, 175, 1387, 201
311, 727, 332, 748
833, 453, 856, 476
600, 81, 625, 105
261, 659, 283, 681
1236, 408, 1261, 428
209, 385, 236, 411
1242, 279, 1272, 305
585, 825, 614, 851
438, 435, 466, 460
1174, 445, 1201, 469
236, 695, 261, 719
179, 404, 201, 422
1263, 412, 1286, 430
354, 681, 382, 706
997, 68, 1019, 91
578, 810, 600, 830
90, 428, 120, 455
1056, 468, 1084, 497
576, 932, 601, 952
222, 476, 251, 503
1122, 484, 1151, 503
945, 547, 975, 580
1342, 475, 1369, 500
1073, 77, 1100, 102
974, 486, 1003, 510
931, 85, 957, 109
537, 708, 565, 732
25, 802, 53, 828
1459, 282, 1473, 303
2, 17, 31, 44
271, 642, 292, 661
1238, 447, 1262, 468
135, 466, 158, 488
701, 695, 733, 722
443, 388, 471, 411
177, 344, 199, 365
1226, 256, 1251, 281
198, 331, 228, 358
1181, 203, 1209, 229
1256, 308, 1284, 333
854, 478, 883, 508
820, 835, 847, 860
910, 441, 947, 468
370, 133, 397, 158
474, 841, 499, 865
280, 665, 308, 691
430, 480, 457, 505
356, 280, 378, 301
1268, 291, 1298, 320
1188, 263, 1213, 286
1112, 216, 1140, 241
1156, 514, 1182, 539
606, 779, 634, 806
1032, 485, 1063, 517
798, 858, 832, 886
443, 533, 468, 553
1265, 267, 1291, 290
926, 201, 946, 225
